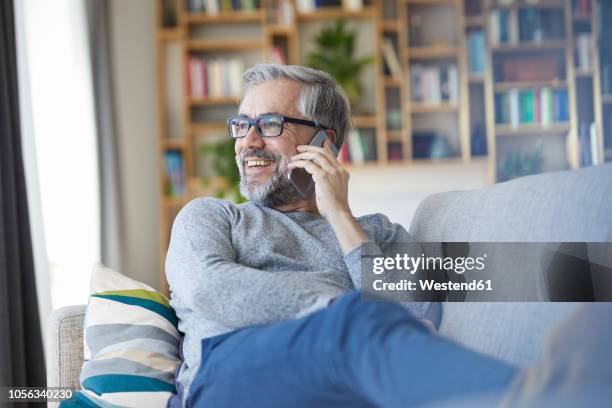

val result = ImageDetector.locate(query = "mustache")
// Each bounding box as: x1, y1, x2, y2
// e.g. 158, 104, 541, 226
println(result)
239, 148, 283, 163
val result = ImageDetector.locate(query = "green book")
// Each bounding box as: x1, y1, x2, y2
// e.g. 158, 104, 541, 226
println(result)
519, 90, 534, 124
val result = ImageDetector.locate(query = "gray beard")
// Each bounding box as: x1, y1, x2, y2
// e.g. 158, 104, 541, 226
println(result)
238, 156, 301, 208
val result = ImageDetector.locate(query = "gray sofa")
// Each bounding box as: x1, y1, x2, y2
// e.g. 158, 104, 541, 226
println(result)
47, 164, 612, 394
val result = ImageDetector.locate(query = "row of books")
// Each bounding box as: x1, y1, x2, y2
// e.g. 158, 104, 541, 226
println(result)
165, 151, 187, 197
267, 0, 294, 26
489, 8, 565, 46
494, 88, 569, 127
338, 130, 377, 164
296, 0, 364, 13
186, 57, 244, 99
186, 0, 260, 14
571, 0, 591, 18
410, 64, 459, 104
467, 31, 486, 74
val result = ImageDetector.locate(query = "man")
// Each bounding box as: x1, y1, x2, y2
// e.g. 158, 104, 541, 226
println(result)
165, 64, 517, 407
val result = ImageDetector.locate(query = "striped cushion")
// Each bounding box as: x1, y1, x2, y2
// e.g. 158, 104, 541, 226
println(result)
65, 263, 180, 407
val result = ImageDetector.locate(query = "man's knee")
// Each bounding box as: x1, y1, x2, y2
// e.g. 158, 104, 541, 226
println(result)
326, 291, 426, 347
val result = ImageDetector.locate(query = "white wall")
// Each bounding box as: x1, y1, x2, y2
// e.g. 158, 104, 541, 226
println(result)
109, 0, 161, 289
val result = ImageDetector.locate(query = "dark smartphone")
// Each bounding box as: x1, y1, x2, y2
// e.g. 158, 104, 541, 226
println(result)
288, 130, 339, 199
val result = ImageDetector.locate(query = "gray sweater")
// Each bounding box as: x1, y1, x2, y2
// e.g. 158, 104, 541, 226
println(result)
165, 197, 432, 400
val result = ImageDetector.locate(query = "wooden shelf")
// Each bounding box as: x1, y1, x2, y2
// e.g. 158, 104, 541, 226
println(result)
404, 0, 458, 4
495, 123, 570, 136
468, 74, 485, 83
185, 11, 265, 23
386, 130, 404, 141
157, 28, 181, 41
464, 15, 485, 27
266, 25, 297, 35
188, 39, 265, 51
407, 45, 458, 59
380, 21, 401, 32
491, 40, 566, 53
352, 115, 378, 128
602, 94, 612, 105
494, 79, 566, 91
489, 0, 565, 11
163, 195, 189, 207
162, 138, 187, 149
410, 103, 458, 113
572, 15, 592, 24
383, 76, 403, 87
297, 7, 375, 21
575, 69, 594, 78
190, 97, 239, 106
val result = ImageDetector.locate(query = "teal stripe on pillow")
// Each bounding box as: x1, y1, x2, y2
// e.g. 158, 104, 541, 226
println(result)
60, 391, 123, 408
83, 374, 175, 395
92, 294, 178, 328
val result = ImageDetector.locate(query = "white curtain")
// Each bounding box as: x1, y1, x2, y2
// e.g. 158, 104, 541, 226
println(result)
16, 0, 101, 314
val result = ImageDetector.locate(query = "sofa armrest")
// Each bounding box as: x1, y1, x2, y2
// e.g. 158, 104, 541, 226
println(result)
46, 305, 86, 393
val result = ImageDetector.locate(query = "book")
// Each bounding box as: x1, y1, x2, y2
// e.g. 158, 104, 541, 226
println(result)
575, 34, 592, 71
388, 142, 403, 161
344, 0, 363, 11
382, 39, 402, 78
508, 89, 520, 128
448, 65, 459, 103
589, 122, 599, 165
489, 10, 500, 46
519, 90, 534, 124
296, 0, 314, 12
347, 130, 364, 164
540, 87, 553, 126
467, 31, 486, 74
164, 151, 186, 197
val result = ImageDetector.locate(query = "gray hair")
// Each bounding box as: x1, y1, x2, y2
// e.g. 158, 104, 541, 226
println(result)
240, 64, 352, 150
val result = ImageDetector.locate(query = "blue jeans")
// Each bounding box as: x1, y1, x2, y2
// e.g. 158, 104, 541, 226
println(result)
188, 292, 518, 408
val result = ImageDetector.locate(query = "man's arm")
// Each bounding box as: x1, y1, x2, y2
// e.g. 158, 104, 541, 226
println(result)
289, 141, 437, 322
165, 198, 347, 330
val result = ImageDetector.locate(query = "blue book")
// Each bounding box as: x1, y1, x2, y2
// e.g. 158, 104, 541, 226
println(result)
468, 31, 486, 73
499, 9, 509, 44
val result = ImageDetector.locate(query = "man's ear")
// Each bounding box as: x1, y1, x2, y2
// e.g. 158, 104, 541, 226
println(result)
325, 129, 337, 146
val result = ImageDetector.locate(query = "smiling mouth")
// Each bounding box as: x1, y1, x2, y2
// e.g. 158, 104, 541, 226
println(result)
246, 159, 275, 168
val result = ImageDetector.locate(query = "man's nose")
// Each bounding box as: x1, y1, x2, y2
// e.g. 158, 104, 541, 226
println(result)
243, 124, 265, 149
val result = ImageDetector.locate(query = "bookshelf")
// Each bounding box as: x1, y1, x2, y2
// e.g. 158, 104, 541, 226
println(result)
155, 0, 608, 293
478, 0, 611, 182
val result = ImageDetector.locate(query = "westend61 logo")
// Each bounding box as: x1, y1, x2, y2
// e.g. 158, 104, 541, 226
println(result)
372, 253, 487, 275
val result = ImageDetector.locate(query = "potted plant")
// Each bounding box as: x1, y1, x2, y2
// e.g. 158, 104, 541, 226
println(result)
198, 139, 245, 203
306, 20, 374, 109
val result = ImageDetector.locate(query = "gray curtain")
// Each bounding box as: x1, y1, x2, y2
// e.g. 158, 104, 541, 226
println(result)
0, 0, 46, 400
86, 0, 124, 271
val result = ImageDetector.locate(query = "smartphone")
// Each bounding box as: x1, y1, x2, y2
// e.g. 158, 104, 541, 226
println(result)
288, 130, 339, 199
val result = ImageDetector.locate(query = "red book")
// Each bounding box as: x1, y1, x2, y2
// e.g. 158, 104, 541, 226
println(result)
185, 56, 192, 98
338, 143, 350, 164
201, 59, 208, 98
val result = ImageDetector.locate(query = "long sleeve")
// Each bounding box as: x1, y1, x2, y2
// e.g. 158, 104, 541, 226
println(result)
165, 199, 347, 330
342, 213, 439, 323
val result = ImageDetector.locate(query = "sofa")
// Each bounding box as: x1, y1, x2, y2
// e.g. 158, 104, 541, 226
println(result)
47, 164, 612, 397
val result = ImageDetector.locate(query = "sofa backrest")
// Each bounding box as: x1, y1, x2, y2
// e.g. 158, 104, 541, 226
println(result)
409, 164, 612, 367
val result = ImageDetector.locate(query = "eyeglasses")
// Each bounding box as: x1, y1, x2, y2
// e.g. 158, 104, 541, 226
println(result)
227, 114, 323, 138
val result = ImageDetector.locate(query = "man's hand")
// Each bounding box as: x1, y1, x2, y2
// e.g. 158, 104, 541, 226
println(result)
288, 139, 369, 255
288, 138, 350, 218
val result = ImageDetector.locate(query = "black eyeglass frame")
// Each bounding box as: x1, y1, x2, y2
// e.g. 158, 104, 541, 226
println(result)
227, 114, 329, 139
